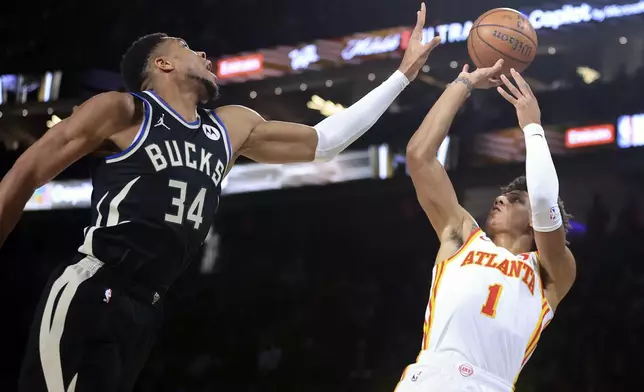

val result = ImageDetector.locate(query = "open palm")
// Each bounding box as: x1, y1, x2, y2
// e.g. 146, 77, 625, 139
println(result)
398, 2, 441, 81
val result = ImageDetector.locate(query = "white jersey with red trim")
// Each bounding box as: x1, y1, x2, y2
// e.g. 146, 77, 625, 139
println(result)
415, 228, 553, 385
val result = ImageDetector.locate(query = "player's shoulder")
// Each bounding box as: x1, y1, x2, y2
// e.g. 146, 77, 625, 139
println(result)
210, 105, 266, 151
79, 91, 139, 121
214, 105, 264, 124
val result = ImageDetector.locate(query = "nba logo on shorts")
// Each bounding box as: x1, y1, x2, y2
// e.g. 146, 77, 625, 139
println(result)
411, 371, 422, 382
458, 364, 474, 377
549, 205, 559, 221
203, 124, 221, 141
103, 288, 112, 304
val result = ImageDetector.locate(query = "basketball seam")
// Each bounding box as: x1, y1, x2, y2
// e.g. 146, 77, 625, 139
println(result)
468, 36, 485, 69
475, 8, 523, 25
474, 26, 530, 65
475, 23, 538, 47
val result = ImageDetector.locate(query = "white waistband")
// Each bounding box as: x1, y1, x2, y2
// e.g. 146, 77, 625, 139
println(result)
415, 351, 514, 391
76, 256, 105, 275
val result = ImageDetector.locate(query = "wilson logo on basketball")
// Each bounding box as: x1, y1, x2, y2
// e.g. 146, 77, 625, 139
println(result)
492, 30, 533, 57
459, 364, 474, 377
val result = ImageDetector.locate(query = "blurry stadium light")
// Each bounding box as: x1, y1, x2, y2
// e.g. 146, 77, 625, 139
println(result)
0, 111, 3, 118
42, 72, 53, 102
47, 107, 53, 115
4, 139, 19, 151
568, 219, 586, 235
307, 95, 345, 117
300, 83, 308, 91
378, 144, 389, 179
576, 66, 601, 84
250, 91, 257, 99
200, 226, 220, 274
565, 124, 615, 148
342, 33, 402, 60
289, 44, 320, 71
275, 87, 282, 95
22, 109, 28, 117
217, 54, 264, 80
368, 73, 376, 81
617, 113, 644, 148
619, 36, 628, 44
422, 65, 430, 73
436, 136, 450, 167
450, 61, 458, 69
47, 114, 63, 128
548, 47, 557, 54
325, 80, 333, 87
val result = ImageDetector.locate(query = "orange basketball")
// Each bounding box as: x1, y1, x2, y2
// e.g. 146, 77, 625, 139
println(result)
467, 8, 538, 74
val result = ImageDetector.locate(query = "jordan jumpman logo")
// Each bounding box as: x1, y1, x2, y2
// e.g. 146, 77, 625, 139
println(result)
155, 113, 170, 130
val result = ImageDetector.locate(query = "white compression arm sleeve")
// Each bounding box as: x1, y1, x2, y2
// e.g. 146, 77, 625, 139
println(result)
313, 70, 409, 161
523, 123, 563, 232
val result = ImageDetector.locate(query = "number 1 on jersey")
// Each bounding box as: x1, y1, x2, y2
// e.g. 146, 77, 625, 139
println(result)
481, 284, 503, 318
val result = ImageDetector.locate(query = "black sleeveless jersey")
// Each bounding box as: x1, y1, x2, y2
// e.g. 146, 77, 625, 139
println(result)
78, 91, 231, 291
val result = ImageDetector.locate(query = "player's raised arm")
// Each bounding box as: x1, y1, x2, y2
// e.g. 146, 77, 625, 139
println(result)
406, 61, 503, 241
229, 3, 441, 164
0, 92, 138, 247
497, 69, 576, 306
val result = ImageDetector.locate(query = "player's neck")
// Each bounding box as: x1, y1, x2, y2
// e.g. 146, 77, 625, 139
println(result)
150, 83, 199, 122
490, 232, 532, 255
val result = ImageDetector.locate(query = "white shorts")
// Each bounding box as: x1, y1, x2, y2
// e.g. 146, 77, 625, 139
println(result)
394, 352, 513, 392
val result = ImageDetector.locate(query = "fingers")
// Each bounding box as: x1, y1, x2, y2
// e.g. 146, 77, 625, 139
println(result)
497, 86, 518, 105
500, 74, 522, 99
490, 59, 504, 74
426, 36, 441, 51
462, 64, 470, 73
488, 78, 502, 87
413, 2, 426, 35
510, 68, 533, 97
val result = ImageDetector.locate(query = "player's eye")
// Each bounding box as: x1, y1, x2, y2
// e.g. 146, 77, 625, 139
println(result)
507, 193, 521, 203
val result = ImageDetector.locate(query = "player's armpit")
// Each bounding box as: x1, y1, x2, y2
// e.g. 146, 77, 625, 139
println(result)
0, 91, 136, 246
406, 156, 475, 243
534, 228, 576, 307
222, 105, 318, 164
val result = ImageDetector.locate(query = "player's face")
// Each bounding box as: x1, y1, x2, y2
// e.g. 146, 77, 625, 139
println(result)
167, 38, 219, 102
485, 190, 532, 235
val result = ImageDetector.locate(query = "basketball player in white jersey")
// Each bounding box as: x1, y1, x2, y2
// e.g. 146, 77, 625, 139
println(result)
396, 66, 576, 391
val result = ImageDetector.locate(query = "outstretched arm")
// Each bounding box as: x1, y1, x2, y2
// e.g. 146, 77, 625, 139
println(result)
0, 92, 137, 246
228, 69, 410, 163
233, 3, 440, 164
407, 61, 503, 242
497, 69, 576, 306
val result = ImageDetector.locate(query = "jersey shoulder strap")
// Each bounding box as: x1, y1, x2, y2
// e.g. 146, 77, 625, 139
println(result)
442, 227, 485, 265
201, 108, 233, 164
104, 92, 154, 164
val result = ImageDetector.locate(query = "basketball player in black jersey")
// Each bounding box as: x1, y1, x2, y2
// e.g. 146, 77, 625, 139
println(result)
0, 4, 440, 392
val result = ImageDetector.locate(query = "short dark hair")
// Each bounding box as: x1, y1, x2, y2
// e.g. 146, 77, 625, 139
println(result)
120, 33, 168, 92
501, 175, 573, 241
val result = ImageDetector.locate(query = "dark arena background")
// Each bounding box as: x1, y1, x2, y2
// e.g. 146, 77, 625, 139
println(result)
2, 0, 644, 391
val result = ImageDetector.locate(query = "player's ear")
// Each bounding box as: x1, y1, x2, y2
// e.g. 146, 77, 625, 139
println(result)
154, 56, 174, 72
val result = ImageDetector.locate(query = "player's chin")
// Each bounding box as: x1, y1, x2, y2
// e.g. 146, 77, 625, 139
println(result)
485, 215, 503, 232
201, 78, 220, 102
